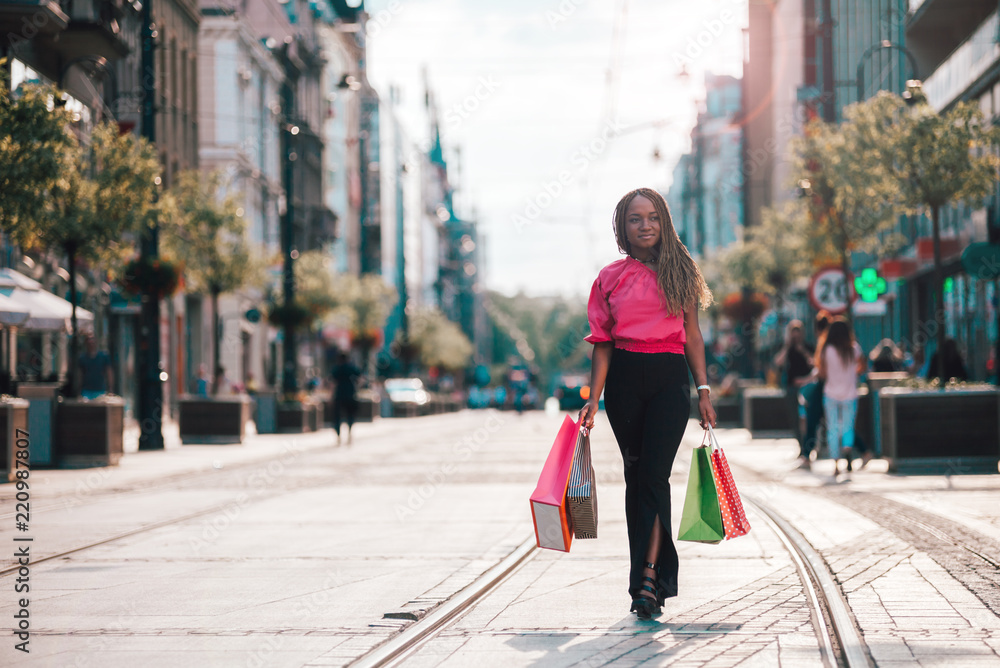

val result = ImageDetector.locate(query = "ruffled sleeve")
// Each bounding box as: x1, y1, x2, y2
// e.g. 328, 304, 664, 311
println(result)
584, 274, 614, 344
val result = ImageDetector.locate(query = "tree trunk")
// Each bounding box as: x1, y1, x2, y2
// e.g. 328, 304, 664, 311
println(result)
932, 204, 946, 385
740, 286, 756, 378
211, 288, 220, 396
838, 214, 854, 325
67, 243, 80, 398
995, 278, 1000, 386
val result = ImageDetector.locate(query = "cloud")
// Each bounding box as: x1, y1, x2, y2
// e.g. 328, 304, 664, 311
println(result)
367, 0, 746, 297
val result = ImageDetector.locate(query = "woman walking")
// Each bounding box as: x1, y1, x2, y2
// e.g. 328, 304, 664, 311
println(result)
816, 317, 864, 474
579, 187, 716, 620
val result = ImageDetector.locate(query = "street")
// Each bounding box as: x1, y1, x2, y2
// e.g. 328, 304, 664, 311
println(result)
1, 410, 999, 666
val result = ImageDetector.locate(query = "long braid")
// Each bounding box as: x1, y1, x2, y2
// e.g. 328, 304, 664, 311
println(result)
612, 187, 713, 315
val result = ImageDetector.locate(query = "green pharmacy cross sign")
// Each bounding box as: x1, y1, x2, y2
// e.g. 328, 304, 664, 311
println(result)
854, 268, 887, 303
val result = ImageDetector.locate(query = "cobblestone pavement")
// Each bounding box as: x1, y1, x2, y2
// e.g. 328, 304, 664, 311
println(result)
725, 431, 1000, 668
3, 412, 999, 666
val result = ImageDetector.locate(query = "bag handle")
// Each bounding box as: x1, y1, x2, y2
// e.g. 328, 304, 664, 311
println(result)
702, 424, 720, 454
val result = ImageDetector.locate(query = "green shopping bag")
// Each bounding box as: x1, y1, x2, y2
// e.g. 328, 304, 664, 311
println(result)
677, 445, 725, 544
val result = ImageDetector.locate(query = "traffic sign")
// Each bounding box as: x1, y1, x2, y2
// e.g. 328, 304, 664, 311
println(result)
961, 242, 1000, 280
808, 266, 857, 315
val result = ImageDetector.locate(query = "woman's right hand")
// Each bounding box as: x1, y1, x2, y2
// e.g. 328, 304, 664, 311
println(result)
578, 399, 600, 434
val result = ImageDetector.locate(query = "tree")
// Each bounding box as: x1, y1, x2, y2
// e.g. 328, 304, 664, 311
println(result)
880, 88, 1000, 381
409, 306, 473, 371
716, 241, 769, 377
791, 94, 905, 321
0, 72, 74, 242
23, 121, 159, 396
338, 274, 397, 371
163, 171, 261, 395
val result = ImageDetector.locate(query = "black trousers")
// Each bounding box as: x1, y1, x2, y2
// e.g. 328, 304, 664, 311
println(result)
332, 396, 357, 436
604, 348, 690, 603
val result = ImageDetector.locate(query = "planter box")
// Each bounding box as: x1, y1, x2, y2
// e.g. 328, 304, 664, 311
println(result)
0, 399, 29, 482
690, 394, 740, 426
253, 389, 278, 434
54, 397, 125, 467
17, 382, 61, 466
306, 400, 321, 432
355, 391, 379, 423
743, 387, 794, 437
855, 387, 873, 454
277, 401, 312, 433
880, 387, 1000, 474
866, 372, 912, 457
178, 396, 252, 444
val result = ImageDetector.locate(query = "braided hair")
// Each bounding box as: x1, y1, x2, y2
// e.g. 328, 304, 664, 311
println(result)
612, 187, 713, 314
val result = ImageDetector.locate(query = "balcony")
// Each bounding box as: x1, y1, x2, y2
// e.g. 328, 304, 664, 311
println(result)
922, 9, 999, 109
0, 0, 69, 36
907, 0, 996, 77
55, 0, 131, 62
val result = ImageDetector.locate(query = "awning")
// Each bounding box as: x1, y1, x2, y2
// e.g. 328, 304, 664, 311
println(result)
0, 293, 29, 327
0, 269, 94, 332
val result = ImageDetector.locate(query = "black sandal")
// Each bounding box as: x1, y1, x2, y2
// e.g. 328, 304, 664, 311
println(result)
630, 561, 661, 620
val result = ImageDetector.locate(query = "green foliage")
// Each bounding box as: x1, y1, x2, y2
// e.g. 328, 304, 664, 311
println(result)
0, 76, 75, 242
328, 273, 398, 337
44, 123, 159, 263
294, 250, 338, 318
162, 170, 261, 297
485, 291, 590, 388
409, 306, 473, 370
790, 99, 903, 265
886, 94, 1000, 212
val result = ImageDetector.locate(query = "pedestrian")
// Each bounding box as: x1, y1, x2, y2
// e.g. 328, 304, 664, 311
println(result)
773, 320, 813, 452
579, 187, 715, 620
926, 338, 969, 383
816, 317, 865, 475
78, 335, 113, 399
330, 351, 361, 445
799, 310, 832, 468
213, 365, 232, 395
194, 363, 211, 397
869, 338, 904, 372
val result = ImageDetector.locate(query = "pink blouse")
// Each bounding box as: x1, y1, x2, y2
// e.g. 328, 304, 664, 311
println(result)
584, 257, 687, 354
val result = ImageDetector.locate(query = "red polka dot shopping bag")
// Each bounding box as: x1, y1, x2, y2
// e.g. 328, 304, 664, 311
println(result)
705, 425, 751, 540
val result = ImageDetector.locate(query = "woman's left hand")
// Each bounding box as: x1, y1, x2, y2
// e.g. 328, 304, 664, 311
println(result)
698, 392, 716, 430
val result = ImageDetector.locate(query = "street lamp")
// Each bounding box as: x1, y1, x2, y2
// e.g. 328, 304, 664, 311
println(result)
137, 0, 164, 449
856, 40, 919, 105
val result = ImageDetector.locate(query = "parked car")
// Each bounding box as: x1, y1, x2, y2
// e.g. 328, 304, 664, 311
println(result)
554, 373, 590, 411
384, 378, 431, 417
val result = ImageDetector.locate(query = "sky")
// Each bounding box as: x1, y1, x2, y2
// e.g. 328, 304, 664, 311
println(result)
366, 0, 747, 300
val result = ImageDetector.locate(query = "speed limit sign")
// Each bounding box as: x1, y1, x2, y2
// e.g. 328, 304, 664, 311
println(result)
808, 267, 857, 314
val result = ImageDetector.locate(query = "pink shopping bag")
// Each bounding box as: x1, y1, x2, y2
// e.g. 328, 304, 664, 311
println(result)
530, 415, 580, 552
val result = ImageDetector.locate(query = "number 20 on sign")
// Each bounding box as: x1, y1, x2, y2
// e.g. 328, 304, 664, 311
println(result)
808, 267, 857, 315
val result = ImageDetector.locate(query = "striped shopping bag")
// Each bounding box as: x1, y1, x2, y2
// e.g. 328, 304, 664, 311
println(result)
705, 425, 751, 540
567, 426, 598, 539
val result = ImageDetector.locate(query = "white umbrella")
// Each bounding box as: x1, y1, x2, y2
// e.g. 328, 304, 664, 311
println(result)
0, 268, 94, 332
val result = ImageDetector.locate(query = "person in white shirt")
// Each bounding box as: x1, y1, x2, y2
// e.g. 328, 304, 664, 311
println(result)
816, 317, 865, 475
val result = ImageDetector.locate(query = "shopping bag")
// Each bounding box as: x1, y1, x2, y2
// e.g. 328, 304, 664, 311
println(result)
706, 425, 751, 540
567, 426, 598, 539
530, 415, 578, 551
677, 444, 725, 544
